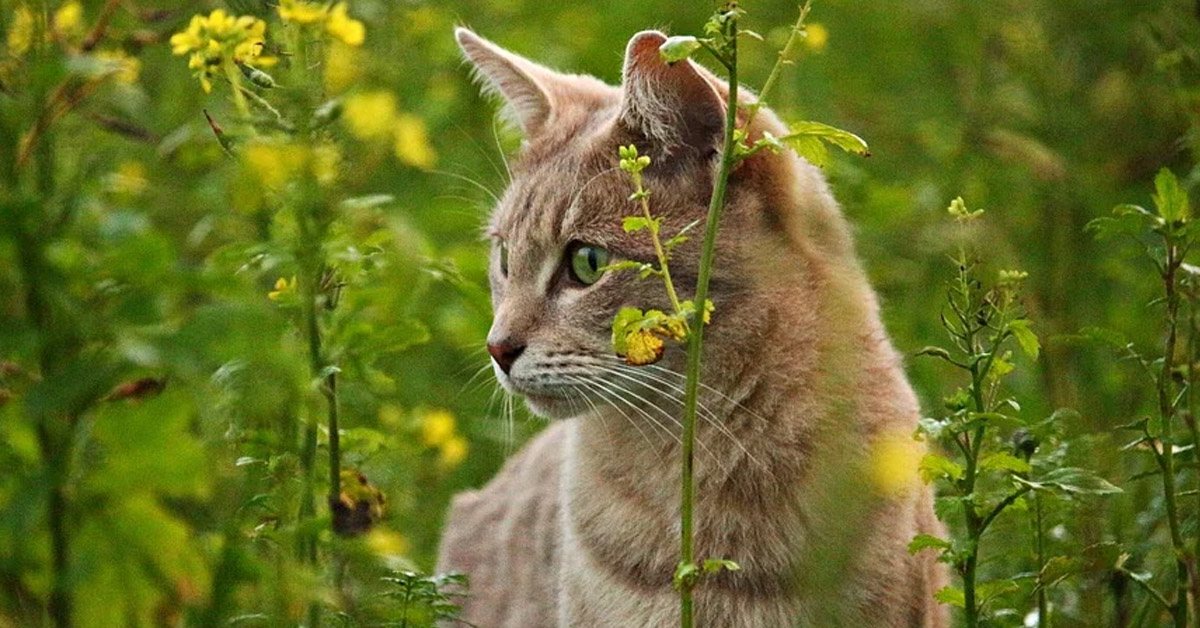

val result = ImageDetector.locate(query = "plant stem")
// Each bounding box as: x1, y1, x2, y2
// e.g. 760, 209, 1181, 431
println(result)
680, 9, 739, 627
631, 170, 683, 314
1035, 492, 1048, 628
1157, 240, 1191, 628
746, 0, 811, 126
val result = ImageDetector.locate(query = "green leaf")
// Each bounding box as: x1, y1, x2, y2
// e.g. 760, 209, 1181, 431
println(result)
1153, 168, 1190, 222
979, 452, 1033, 474
673, 561, 700, 591
1008, 319, 1040, 360
919, 453, 964, 483
934, 586, 965, 608
908, 534, 952, 555
623, 216, 651, 233
701, 558, 741, 573
1039, 467, 1123, 496
977, 579, 1020, 603
659, 36, 702, 63
611, 307, 645, 355
779, 121, 869, 168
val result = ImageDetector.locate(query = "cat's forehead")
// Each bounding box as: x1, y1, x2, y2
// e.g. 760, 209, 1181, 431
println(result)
491, 144, 626, 247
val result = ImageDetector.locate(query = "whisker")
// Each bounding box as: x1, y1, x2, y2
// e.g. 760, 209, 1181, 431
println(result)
429, 168, 501, 205
567, 375, 659, 450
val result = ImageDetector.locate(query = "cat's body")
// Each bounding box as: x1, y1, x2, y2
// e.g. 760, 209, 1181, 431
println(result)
438, 27, 948, 628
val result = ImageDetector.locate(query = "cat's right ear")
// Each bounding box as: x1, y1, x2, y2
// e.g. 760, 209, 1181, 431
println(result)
455, 27, 558, 137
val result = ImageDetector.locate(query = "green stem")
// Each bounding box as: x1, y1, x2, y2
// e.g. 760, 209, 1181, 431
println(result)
1157, 241, 1191, 628
632, 170, 683, 314
746, 0, 811, 126
222, 59, 251, 121
1035, 493, 1048, 628
680, 11, 739, 628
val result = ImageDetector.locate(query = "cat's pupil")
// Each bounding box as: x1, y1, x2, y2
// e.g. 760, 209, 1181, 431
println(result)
499, 242, 509, 276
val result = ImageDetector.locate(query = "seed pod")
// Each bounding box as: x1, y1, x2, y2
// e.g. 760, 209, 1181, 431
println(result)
237, 62, 275, 88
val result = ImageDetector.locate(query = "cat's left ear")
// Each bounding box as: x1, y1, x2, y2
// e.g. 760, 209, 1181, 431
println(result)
456, 27, 563, 137
618, 31, 725, 160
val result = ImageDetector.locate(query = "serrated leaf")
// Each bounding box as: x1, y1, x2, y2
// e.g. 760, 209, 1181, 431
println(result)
908, 534, 952, 555
1009, 319, 1040, 360
659, 36, 702, 63
977, 579, 1020, 602
779, 121, 869, 168
934, 586, 965, 608
979, 452, 1033, 474
1039, 467, 1123, 495
919, 453, 964, 483
623, 216, 651, 233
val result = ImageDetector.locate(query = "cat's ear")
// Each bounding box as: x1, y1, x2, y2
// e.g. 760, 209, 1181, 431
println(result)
455, 27, 561, 136
618, 31, 725, 159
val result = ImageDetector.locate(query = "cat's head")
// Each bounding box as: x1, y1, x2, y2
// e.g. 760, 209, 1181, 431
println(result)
456, 27, 826, 420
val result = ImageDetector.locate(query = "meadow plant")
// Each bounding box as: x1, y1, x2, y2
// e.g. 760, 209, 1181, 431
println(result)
912, 198, 1120, 627
1087, 168, 1200, 628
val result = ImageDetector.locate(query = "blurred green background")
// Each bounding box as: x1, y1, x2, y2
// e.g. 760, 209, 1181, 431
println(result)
0, 0, 1195, 626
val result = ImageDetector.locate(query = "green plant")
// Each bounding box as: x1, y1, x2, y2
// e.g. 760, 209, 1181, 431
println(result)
912, 197, 1120, 627
1087, 168, 1200, 628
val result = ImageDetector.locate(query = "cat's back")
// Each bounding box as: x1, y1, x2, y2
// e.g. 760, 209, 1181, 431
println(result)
437, 420, 567, 627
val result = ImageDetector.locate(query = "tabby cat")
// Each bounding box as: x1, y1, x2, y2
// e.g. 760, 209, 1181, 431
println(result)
437, 26, 949, 628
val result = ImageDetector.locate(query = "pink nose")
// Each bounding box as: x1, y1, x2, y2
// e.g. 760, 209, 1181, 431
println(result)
487, 342, 525, 375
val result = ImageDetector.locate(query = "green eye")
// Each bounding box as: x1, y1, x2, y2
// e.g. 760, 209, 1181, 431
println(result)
569, 244, 609, 285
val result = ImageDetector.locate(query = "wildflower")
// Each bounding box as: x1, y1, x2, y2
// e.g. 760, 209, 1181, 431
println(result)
325, 3, 365, 46
947, 196, 984, 222
624, 330, 665, 366
342, 91, 398, 140
869, 430, 923, 495
242, 141, 306, 188
997, 269, 1029, 286
393, 113, 436, 169
439, 435, 468, 469
420, 409, 456, 448
313, 143, 341, 186
366, 529, 409, 558
803, 23, 828, 53
324, 41, 362, 93
169, 10, 269, 93
267, 275, 297, 301
52, 1, 84, 44
7, 5, 35, 56
276, 0, 327, 25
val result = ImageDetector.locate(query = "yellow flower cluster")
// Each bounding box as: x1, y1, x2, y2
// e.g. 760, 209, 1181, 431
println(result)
419, 409, 468, 469
341, 91, 437, 169
277, 1, 365, 47
169, 9, 272, 93
267, 275, 297, 301
7, 2, 84, 56
242, 141, 340, 189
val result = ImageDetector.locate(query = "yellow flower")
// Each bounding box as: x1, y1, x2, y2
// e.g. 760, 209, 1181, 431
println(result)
439, 435, 468, 469
324, 41, 361, 93
342, 91, 398, 140
312, 143, 340, 186
869, 430, 923, 495
108, 160, 147, 196
277, 0, 327, 25
53, 1, 85, 43
804, 23, 828, 53
267, 275, 297, 301
625, 330, 665, 366
242, 141, 308, 187
366, 529, 409, 558
169, 10, 269, 93
7, 6, 35, 56
393, 113, 436, 169
420, 409, 456, 448
95, 49, 140, 84
325, 3, 364, 47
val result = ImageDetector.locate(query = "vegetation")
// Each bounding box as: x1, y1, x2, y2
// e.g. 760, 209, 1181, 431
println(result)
0, 0, 1198, 627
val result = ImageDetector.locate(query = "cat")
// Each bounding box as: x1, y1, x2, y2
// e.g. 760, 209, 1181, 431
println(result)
437, 25, 950, 628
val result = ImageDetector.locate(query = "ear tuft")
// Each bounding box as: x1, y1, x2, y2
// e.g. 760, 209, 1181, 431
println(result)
454, 27, 554, 136
618, 30, 724, 158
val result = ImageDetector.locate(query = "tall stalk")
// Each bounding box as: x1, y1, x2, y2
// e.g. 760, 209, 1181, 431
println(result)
679, 10, 739, 628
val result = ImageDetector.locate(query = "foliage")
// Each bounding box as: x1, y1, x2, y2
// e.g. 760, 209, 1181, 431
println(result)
0, 0, 1197, 627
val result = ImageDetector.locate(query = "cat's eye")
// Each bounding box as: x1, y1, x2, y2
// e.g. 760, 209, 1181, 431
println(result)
498, 241, 509, 277
568, 244, 609, 286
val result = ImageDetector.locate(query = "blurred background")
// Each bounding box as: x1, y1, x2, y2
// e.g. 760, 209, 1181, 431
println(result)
0, 0, 1195, 626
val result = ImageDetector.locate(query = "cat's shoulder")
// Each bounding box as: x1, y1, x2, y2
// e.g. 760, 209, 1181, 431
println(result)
436, 420, 568, 627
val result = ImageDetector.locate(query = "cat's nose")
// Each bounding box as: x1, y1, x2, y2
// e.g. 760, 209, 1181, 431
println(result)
487, 341, 525, 375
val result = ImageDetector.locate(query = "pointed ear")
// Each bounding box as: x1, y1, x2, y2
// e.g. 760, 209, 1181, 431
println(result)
618, 31, 725, 159
455, 27, 561, 136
